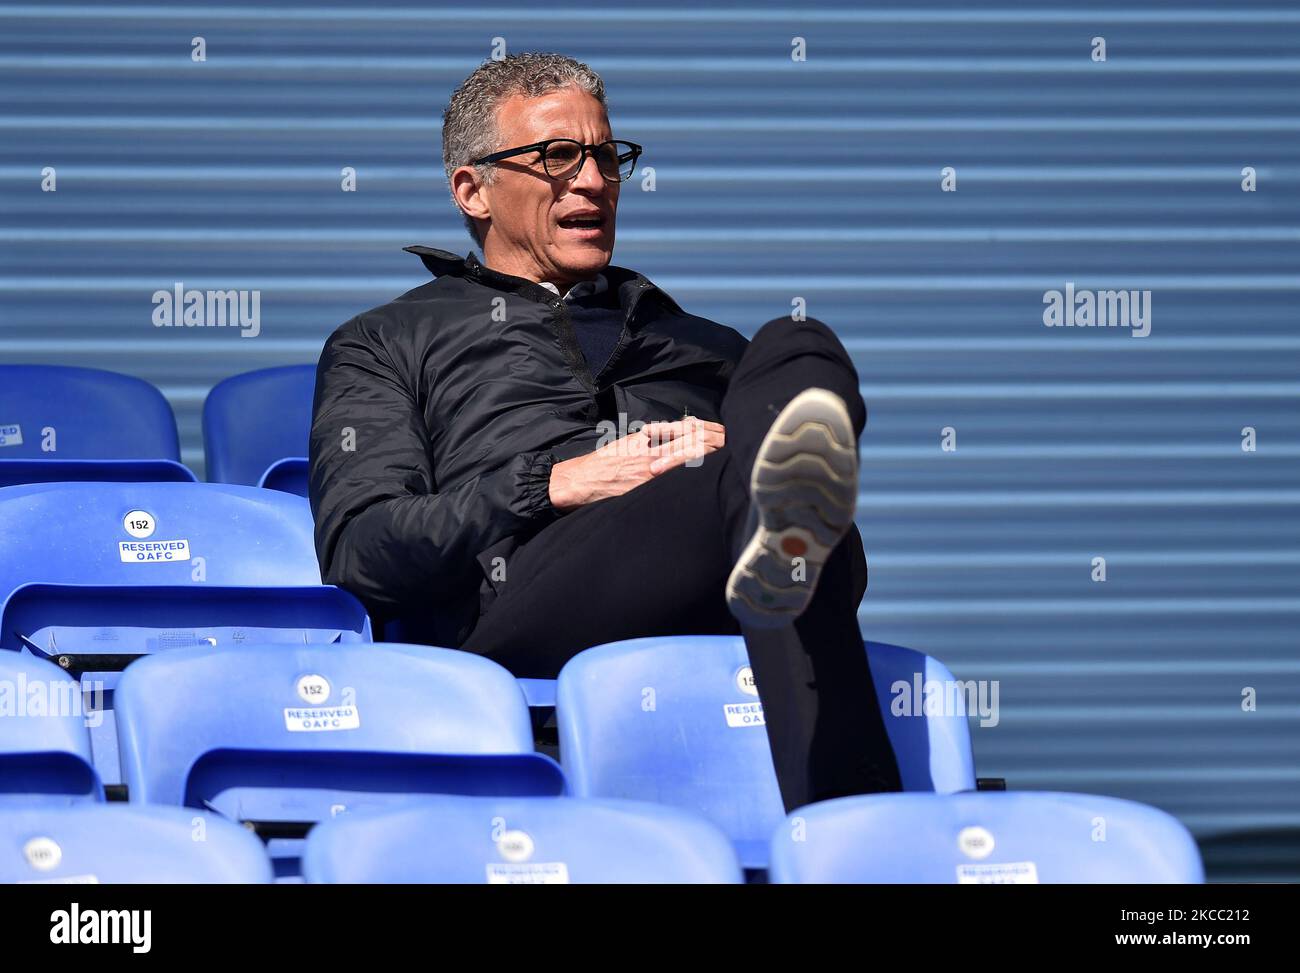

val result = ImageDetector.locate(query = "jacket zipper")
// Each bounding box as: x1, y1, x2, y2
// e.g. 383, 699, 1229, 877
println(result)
593, 280, 652, 391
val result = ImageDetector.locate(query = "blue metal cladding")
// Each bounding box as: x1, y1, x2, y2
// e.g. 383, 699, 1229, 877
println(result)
0, 2, 1297, 881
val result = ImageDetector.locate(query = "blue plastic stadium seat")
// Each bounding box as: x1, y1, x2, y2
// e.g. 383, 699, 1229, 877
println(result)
0, 805, 272, 883
517, 678, 557, 709
0, 480, 323, 593
257, 457, 309, 497
0, 481, 371, 784
0, 652, 102, 806
203, 365, 316, 488
556, 635, 976, 868
116, 642, 566, 876
768, 792, 1205, 884
302, 796, 742, 884
0, 364, 193, 485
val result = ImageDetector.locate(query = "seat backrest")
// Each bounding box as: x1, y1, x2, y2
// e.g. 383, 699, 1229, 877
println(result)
768, 791, 1205, 883
302, 796, 743, 884
0, 805, 272, 883
203, 365, 316, 485
0, 652, 101, 805
0, 364, 181, 461
867, 640, 978, 791
0, 459, 195, 488
257, 457, 309, 497
556, 635, 976, 867
0, 481, 322, 599
116, 642, 565, 823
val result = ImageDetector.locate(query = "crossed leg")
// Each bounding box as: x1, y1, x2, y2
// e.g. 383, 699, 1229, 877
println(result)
460, 316, 903, 810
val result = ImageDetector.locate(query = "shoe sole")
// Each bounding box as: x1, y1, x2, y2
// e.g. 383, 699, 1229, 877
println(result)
725, 387, 859, 628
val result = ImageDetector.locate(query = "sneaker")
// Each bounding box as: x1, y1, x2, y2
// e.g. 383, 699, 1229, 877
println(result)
725, 388, 860, 628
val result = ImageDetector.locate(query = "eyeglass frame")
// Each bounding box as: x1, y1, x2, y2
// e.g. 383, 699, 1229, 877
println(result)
469, 138, 643, 183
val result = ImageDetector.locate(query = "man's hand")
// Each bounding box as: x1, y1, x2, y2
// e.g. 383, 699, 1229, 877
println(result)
548, 418, 726, 511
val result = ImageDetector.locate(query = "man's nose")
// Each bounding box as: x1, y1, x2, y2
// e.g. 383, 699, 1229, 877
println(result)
570, 151, 608, 194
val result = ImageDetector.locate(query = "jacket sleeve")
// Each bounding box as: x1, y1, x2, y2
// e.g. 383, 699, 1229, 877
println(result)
308, 317, 559, 613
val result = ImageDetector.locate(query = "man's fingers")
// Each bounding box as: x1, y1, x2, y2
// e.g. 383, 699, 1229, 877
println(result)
648, 451, 697, 476
642, 419, 725, 444
647, 436, 718, 458
647, 438, 714, 475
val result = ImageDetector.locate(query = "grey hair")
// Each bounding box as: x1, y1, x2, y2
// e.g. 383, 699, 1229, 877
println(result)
442, 52, 608, 248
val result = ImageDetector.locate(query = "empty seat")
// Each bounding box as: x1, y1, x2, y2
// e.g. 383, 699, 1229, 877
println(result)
302, 796, 742, 884
556, 635, 976, 867
0, 365, 193, 485
768, 791, 1205, 883
0, 480, 323, 594
0, 652, 101, 806
257, 457, 309, 495
0, 480, 371, 784
115, 642, 565, 842
0, 805, 271, 883
203, 365, 315, 492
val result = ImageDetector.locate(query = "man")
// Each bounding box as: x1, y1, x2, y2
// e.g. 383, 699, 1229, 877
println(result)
309, 52, 902, 810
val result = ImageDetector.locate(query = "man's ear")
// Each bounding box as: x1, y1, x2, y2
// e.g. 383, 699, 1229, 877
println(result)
451, 165, 491, 223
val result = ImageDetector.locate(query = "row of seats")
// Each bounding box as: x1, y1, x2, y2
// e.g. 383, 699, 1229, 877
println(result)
0, 364, 314, 493
2, 792, 1203, 885
0, 397, 1206, 882
1, 630, 972, 871
1, 644, 1203, 883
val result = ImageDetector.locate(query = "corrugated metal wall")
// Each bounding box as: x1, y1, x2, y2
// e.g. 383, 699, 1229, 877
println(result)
1, 2, 1297, 881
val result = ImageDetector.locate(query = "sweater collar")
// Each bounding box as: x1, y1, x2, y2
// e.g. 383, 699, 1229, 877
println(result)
538, 274, 609, 302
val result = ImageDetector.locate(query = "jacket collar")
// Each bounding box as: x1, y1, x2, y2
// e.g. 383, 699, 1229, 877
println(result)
403, 245, 683, 318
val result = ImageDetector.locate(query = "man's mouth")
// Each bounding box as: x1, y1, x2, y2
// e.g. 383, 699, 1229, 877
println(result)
557, 213, 607, 233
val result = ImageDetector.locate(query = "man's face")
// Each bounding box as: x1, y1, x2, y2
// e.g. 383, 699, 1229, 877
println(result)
466, 87, 620, 287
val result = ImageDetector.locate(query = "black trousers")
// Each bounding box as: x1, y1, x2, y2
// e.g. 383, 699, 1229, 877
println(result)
461, 316, 903, 811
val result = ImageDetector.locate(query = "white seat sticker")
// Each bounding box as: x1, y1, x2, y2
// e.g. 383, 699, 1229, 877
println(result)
295, 673, 331, 705
485, 862, 570, 884
735, 665, 758, 696
496, 830, 534, 863
723, 701, 765, 728
23, 836, 61, 871
0, 424, 21, 447
122, 510, 156, 538
956, 861, 1039, 884
118, 539, 190, 563
957, 825, 996, 859
283, 705, 360, 732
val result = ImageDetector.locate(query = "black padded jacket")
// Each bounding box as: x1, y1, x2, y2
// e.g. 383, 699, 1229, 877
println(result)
308, 245, 749, 647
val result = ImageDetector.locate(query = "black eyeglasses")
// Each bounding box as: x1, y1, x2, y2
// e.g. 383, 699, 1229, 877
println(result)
471, 138, 643, 183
